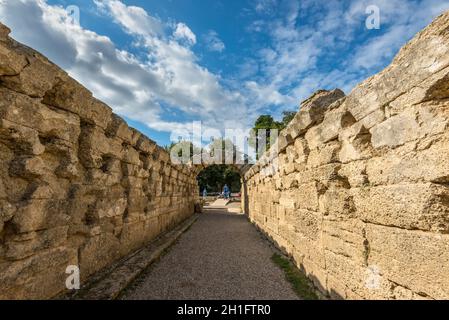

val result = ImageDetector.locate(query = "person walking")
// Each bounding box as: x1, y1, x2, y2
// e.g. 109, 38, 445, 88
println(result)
202, 188, 207, 199
223, 184, 230, 200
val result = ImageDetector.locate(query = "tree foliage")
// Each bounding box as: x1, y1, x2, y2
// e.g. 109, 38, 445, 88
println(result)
281, 111, 296, 127
165, 139, 242, 194
249, 110, 297, 157
197, 165, 241, 194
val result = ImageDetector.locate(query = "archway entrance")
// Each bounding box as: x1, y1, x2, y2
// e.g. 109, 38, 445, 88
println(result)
197, 164, 241, 197
196, 165, 244, 213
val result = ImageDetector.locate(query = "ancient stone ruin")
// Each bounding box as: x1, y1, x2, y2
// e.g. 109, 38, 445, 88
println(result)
0, 22, 199, 299
243, 11, 449, 299
0, 10, 449, 299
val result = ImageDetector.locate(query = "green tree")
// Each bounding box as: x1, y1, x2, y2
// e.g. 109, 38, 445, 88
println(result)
281, 111, 296, 127
249, 111, 297, 158
250, 115, 282, 157
197, 164, 241, 194
197, 138, 243, 194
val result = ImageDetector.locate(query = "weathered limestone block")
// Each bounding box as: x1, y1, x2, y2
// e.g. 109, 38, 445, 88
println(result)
12, 199, 70, 234
352, 183, 449, 232
295, 163, 341, 186
55, 154, 80, 180
305, 108, 351, 150
282, 173, 298, 188
307, 141, 341, 168
0, 22, 10, 39
4, 226, 68, 260
43, 76, 114, 130
288, 89, 345, 139
0, 119, 45, 155
420, 67, 449, 101
122, 163, 149, 178
339, 125, 373, 163
0, 176, 6, 198
78, 125, 123, 168
366, 224, 449, 299
122, 145, 141, 165
296, 182, 322, 212
366, 134, 449, 185
79, 233, 121, 280
0, 247, 77, 300
323, 248, 374, 299
0, 199, 16, 233
136, 135, 157, 154
281, 162, 294, 176
277, 132, 293, 152
293, 138, 309, 164
119, 221, 150, 256
356, 108, 386, 131
0, 88, 81, 143
279, 191, 298, 209
288, 209, 321, 241
94, 195, 127, 220
0, 32, 28, 76
85, 99, 113, 130
127, 188, 148, 213
337, 161, 368, 188
371, 110, 421, 149
285, 144, 298, 163
143, 216, 160, 239
106, 114, 139, 144
158, 149, 170, 163
41, 74, 92, 114
0, 55, 61, 98
85, 168, 122, 187
385, 68, 448, 116
9, 156, 46, 179
319, 187, 355, 217
21, 183, 54, 200
291, 236, 328, 293
322, 218, 367, 266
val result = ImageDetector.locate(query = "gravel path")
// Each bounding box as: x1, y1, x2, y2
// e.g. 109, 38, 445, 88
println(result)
120, 209, 299, 300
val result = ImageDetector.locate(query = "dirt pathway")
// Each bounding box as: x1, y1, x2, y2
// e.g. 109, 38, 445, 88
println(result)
120, 209, 299, 300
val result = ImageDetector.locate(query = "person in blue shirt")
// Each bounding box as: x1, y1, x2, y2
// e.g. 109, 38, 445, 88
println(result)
202, 188, 207, 199
223, 184, 230, 200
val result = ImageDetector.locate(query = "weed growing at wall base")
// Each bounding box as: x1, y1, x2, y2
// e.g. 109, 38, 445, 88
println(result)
271, 253, 319, 300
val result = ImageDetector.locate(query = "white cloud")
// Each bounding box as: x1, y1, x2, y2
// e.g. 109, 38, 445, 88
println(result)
352, 25, 411, 70
245, 81, 293, 106
173, 22, 196, 45
246, 0, 449, 116
348, 0, 449, 71
0, 0, 258, 138
94, 0, 163, 37
246, 20, 265, 33
2, 0, 449, 143
254, 0, 277, 14
203, 30, 225, 52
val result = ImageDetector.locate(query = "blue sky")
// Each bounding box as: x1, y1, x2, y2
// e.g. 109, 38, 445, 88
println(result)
1, 0, 449, 146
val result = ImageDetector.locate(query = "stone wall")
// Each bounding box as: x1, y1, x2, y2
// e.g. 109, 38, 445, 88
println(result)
0, 23, 198, 299
244, 11, 449, 299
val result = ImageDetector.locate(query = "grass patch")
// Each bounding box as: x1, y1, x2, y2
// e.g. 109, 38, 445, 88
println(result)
271, 253, 319, 300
